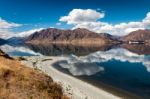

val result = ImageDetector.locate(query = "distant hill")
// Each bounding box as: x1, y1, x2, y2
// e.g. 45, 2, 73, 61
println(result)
24, 28, 120, 46
122, 29, 150, 44
7, 37, 25, 46
0, 38, 7, 45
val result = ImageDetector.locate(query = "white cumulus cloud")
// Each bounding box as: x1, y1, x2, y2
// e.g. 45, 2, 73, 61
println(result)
60, 9, 105, 24
15, 28, 44, 37
0, 17, 22, 39
59, 9, 150, 36
0, 17, 21, 29
0, 17, 44, 39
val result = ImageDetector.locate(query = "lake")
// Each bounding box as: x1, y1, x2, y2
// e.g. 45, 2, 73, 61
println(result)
0, 44, 150, 98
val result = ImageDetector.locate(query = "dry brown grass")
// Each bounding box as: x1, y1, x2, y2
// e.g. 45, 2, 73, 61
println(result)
0, 50, 69, 99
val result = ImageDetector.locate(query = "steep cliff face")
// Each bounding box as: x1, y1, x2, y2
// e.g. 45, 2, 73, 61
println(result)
25, 28, 119, 45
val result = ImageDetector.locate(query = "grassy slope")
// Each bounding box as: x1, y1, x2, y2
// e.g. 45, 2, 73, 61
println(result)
0, 50, 69, 99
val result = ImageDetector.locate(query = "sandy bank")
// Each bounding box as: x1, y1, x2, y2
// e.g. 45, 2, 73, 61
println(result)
21, 56, 121, 99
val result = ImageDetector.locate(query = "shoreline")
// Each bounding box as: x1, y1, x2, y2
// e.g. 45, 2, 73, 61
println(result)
21, 56, 121, 99
52, 61, 142, 99
0, 50, 68, 99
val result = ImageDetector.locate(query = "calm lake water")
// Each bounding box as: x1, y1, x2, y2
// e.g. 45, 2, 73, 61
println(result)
1, 44, 150, 98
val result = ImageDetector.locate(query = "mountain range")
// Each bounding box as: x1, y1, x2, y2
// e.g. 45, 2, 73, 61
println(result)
24, 28, 120, 46
0, 28, 150, 46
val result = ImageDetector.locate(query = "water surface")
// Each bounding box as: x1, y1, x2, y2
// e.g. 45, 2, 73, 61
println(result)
0, 44, 150, 98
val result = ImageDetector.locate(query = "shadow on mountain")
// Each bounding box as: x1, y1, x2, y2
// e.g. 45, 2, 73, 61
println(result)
25, 44, 116, 56
121, 44, 150, 55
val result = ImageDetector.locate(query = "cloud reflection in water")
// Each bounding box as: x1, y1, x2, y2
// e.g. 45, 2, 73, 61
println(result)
59, 48, 150, 75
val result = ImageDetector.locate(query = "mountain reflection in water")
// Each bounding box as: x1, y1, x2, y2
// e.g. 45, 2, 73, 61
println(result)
56, 48, 150, 74
54, 47, 150, 99
25, 44, 115, 56
122, 44, 150, 55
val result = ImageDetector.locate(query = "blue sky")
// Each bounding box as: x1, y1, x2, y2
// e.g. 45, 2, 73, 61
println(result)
0, 0, 150, 38
0, 0, 150, 24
